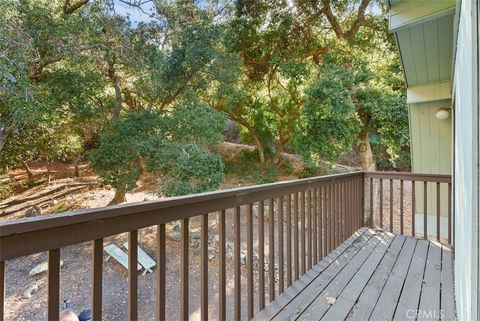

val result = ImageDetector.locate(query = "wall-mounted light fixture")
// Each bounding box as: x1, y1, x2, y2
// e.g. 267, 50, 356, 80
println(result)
435, 108, 451, 120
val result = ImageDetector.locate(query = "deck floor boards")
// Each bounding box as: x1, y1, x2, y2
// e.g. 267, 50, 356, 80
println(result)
254, 228, 455, 321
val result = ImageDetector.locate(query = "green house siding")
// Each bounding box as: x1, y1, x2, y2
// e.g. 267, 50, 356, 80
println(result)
409, 99, 452, 175
409, 99, 452, 237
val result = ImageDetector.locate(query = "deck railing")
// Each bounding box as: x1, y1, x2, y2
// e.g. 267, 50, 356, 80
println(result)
364, 172, 452, 243
0, 171, 450, 321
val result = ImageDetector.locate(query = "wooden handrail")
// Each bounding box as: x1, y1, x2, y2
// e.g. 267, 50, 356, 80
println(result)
0, 171, 362, 261
364, 171, 451, 183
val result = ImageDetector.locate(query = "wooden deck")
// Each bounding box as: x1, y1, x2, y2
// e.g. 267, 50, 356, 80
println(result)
254, 228, 455, 321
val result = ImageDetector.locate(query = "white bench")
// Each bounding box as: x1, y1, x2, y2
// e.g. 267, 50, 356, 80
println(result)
104, 244, 142, 271
123, 242, 156, 275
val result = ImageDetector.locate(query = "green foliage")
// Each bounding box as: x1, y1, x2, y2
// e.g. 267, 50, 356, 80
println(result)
298, 61, 361, 162
89, 110, 155, 193
1, 0, 411, 201
145, 142, 225, 196
0, 175, 14, 199
224, 149, 294, 185
90, 100, 226, 196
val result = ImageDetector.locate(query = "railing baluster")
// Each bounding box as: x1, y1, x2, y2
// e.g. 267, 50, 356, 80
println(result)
334, 183, 338, 247
307, 190, 312, 270
268, 199, 275, 301
436, 182, 441, 242
400, 180, 404, 235
389, 179, 394, 232
0, 261, 3, 321
156, 224, 166, 321
357, 178, 363, 228
318, 188, 323, 260
360, 178, 364, 228
357, 179, 361, 229
313, 188, 318, 264
369, 178, 373, 228
379, 178, 383, 229
92, 238, 103, 321
342, 181, 346, 240
347, 181, 351, 235
278, 196, 284, 293
332, 184, 336, 248
286, 194, 292, 287
258, 202, 265, 311
247, 204, 254, 320
328, 185, 333, 254
322, 186, 327, 256
340, 182, 343, 241
201, 214, 209, 321
234, 206, 241, 321
293, 193, 299, 281
128, 231, 138, 321
353, 180, 356, 231
448, 183, 452, 244
349, 181, 353, 232
331, 184, 335, 249
355, 179, 359, 229
412, 181, 416, 237
219, 210, 226, 321
337, 182, 343, 241
352, 180, 358, 229
424, 181, 428, 240
360, 179, 364, 227
345, 181, 349, 235
48, 249, 61, 321
340, 182, 343, 243
300, 191, 306, 275
181, 219, 189, 321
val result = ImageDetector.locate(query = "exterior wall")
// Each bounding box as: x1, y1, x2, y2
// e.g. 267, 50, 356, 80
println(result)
409, 100, 452, 238
453, 0, 479, 320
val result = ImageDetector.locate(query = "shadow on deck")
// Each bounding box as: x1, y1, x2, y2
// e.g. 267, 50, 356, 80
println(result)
254, 228, 455, 321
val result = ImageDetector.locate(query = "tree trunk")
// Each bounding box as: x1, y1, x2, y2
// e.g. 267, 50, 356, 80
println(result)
44, 154, 53, 185
358, 129, 376, 171
0, 126, 8, 152
109, 190, 126, 205
73, 157, 80, 177
107, 60, 122, 122
250, 130, 265, 163
276, 133, 289, 159
232, 117, 266, 163
137, 157, 146, 175
358, 129, 377, 228
21, 160, 34, 186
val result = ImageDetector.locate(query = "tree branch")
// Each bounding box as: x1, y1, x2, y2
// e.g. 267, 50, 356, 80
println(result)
321, 0, 345, 38
63, 0, 89, 15
345, 0, 371, 39
321, 0, 372, 41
